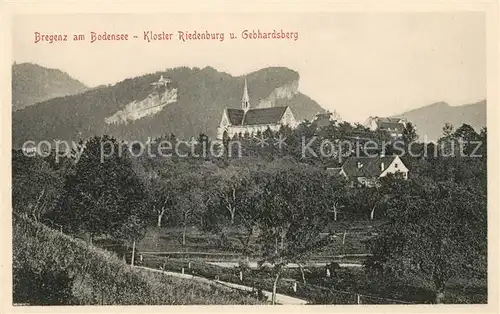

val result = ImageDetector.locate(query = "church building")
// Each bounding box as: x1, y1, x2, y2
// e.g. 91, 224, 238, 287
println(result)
216, 78, 297, 140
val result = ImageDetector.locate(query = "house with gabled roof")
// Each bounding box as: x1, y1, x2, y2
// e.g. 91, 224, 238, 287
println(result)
216, 78, 297, 140
326, 167, 347, 178
338, 155, 409, 187
368, 117, 407, 139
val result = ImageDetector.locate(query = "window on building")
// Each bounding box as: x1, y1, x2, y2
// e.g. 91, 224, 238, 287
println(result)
394, 163, 398, 168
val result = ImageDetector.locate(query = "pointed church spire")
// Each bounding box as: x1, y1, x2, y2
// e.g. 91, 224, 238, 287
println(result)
242, 77, 250, 113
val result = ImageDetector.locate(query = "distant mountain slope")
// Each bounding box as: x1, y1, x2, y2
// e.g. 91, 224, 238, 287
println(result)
393, 100, 486, 142
12, 66, 325, 147
12, 63, 88, 111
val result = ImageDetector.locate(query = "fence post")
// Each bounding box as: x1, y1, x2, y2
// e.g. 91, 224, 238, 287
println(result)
182, 267, 185, 274
293, 282, 297, 293
239, 271, 243, 281
357, 294, 361, 304
342, 230, 347, 257
131, 240, 136, 266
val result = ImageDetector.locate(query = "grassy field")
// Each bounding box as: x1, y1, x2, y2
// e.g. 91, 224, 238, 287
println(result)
12, 215, 265, 305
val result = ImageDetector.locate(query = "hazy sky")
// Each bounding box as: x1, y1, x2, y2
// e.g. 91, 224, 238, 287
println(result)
13, 12, 486, 123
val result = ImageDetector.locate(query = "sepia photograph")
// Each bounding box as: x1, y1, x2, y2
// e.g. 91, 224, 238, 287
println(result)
5, 7, 495, 309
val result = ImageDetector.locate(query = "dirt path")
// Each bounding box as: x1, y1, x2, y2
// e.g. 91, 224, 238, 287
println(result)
206, 261, 362, 269
135, 266, 308, 305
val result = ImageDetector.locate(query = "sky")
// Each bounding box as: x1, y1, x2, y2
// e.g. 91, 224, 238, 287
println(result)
12, 12, 486, 123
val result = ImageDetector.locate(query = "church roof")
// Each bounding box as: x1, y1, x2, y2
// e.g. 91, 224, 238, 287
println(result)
226, 109, 245, 125
226, 107, 288, 126
244, 107, 288, 125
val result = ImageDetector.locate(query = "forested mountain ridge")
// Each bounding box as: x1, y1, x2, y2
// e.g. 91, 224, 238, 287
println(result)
12, 62, 88, 111
12, 66, 325, 147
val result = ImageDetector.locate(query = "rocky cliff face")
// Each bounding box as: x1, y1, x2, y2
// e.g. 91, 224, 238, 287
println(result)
105, 88, 178, 124
257, 80, 299, 109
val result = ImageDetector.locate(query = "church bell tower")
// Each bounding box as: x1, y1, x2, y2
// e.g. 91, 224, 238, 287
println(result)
242, 77, 250, 113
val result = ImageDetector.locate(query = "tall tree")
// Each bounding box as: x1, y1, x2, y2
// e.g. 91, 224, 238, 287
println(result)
256, 164, 335, 304
453, 124, 480, 157
208, 166, 252, 225
12, 151, 66, 223
52, 136, 147, 242
175, 172, 208, 247
438, 123, 460, 158
149, 177, 172, 228
402, 122, 419, 152
478, 127, 487, 159
442, 123, 454, 138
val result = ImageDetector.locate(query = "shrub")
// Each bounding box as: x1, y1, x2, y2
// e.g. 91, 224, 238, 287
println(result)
13, 268, 75, 305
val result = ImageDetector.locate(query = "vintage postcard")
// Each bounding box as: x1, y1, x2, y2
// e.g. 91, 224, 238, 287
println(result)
1, 1, 498, 313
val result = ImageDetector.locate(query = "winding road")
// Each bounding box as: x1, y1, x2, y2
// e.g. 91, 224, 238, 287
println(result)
135, 266, 308, 305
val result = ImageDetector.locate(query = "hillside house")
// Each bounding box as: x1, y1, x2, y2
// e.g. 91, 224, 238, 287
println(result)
368, 117, 407, 139
334, 155, 409, 187
326, 167, 347, 178
216, 78, 297, 140
150, 75, 171, 87
312, 112, 333, 129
